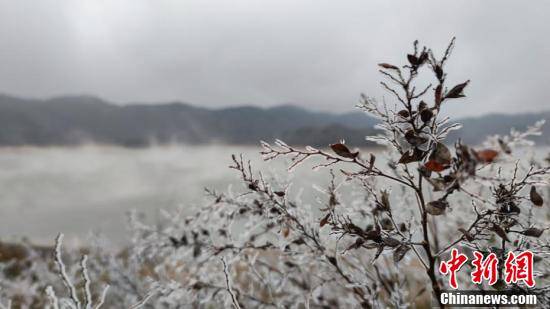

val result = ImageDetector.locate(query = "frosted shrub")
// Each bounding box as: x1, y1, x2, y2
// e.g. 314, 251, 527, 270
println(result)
0, 39, 549, 308
128, 38, 549, 307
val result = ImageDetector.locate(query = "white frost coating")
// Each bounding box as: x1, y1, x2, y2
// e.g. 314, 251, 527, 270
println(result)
45, 286, 59, 309
80, 255, 92, 309
44, 234, 137, 309
52, 233, 81, 309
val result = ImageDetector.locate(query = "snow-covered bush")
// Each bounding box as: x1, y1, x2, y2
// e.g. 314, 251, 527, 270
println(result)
1, 39, 549, 308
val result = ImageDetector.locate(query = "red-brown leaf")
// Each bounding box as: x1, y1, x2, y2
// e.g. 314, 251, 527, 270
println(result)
407, 54, 419, 66
435, 84, 443, 106
530, 186, 544, 207
330, 143, 358, 159
420, 108, 434, 122
446, 80, 470, 99
320, 213, 331, 227
474, 149, 499, 163
378, 63, 399, 70
281, 226, 290, 238
383, 237, 400, 247
426, 200, 448, 216
369, 153, 376, 170
397, 109, 410, 118
380, 190, 390, 211
393, 245, 410, 263
424, 160, 447, 172
522, 227, 544, 238
398, 148, 425, 164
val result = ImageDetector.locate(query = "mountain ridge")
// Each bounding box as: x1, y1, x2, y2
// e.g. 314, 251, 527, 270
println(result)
0, 94, 547, 147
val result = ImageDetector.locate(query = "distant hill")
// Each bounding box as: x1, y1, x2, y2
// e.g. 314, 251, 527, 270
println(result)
0, 94, 547, 147
448, 113, 549, 145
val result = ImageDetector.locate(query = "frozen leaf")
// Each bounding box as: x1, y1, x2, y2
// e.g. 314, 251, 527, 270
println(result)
380, 190, 391, 211
530, 186, 543, 207
330, 143, 358, 159
474, 149, 499, 163
445, 80, 470, 99
405, 130, 428, 146
407, 54, 419, 65
522, 227, 544, 238
368, 153, 376, 171
274, 191, 285, 197
397, 109, 410, 118
378, 63, 399, 70
393, 245, 410, 263
435, 84, 443, 106
281, 226, 290, 238
365, 229, 382, 242
399, 148, 425, 164
426, 200, 448, 215
420, 108, 434, 122
424, 160, 447, 172
320, 213, 330, 227
382, 237, 400, 247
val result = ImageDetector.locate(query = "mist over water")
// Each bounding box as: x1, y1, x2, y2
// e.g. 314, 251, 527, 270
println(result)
0, 144, 345, 246
2, 145, 545, 247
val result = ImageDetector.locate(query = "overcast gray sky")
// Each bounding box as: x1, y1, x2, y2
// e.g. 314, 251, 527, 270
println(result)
0, 0, 548, 117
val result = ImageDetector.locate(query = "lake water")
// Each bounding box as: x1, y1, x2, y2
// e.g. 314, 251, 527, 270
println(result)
2, 145, 545, 247
0, 144, 345, 246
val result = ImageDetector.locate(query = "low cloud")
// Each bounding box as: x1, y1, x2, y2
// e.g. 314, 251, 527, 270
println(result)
0, 0, 548, 117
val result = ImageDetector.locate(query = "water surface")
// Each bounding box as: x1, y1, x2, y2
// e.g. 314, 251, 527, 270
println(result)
0, 144, 345, 245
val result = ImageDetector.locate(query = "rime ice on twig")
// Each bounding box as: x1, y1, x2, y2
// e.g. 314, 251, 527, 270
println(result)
46, 234, 111, 309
